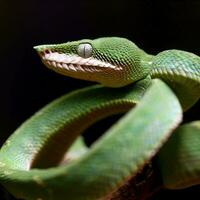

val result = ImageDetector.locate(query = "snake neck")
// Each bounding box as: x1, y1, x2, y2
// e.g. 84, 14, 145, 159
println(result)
149, 50, 200, 111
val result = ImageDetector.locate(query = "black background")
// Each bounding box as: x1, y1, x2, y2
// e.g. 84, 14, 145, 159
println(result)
0, 0, 199, 199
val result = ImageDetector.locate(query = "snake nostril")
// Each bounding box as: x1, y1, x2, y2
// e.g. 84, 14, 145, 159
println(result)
44, 49, 51, 54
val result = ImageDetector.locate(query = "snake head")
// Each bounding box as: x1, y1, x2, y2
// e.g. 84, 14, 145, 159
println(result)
34, 37, 151, 87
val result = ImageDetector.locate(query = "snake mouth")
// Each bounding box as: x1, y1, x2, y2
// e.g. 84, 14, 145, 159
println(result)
35, 46, 129, 87
38, 50, 122, 74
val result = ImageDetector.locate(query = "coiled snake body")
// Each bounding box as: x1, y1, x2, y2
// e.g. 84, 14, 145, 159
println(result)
0, 37, 199, 200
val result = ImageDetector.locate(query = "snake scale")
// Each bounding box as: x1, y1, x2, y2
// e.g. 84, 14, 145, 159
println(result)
0, 37, 199, 200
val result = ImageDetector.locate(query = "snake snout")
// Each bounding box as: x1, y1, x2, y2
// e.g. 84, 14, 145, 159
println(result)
34, 45, 55, 58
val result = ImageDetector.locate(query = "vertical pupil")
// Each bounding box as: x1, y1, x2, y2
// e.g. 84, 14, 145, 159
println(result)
83, 45, 86, 58
78, 43, 92, 58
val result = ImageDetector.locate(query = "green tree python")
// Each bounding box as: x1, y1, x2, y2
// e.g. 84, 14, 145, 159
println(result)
0, 37, 199, 200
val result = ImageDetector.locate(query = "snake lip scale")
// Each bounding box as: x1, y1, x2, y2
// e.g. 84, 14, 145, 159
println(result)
40, 50, 123, 73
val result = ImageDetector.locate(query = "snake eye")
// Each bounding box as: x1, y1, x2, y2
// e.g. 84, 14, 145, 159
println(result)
77, 43, 93, 58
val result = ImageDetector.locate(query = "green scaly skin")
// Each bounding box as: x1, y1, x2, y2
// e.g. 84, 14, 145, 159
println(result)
0, 37, 199, 200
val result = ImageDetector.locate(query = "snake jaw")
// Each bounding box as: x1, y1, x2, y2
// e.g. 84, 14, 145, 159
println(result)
35, 48, 129, 87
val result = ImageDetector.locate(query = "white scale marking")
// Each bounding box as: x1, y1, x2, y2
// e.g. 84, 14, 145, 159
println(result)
42, 52, 122, 71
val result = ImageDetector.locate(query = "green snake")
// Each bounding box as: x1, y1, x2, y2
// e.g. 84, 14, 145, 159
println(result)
0, 37, 199, 200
